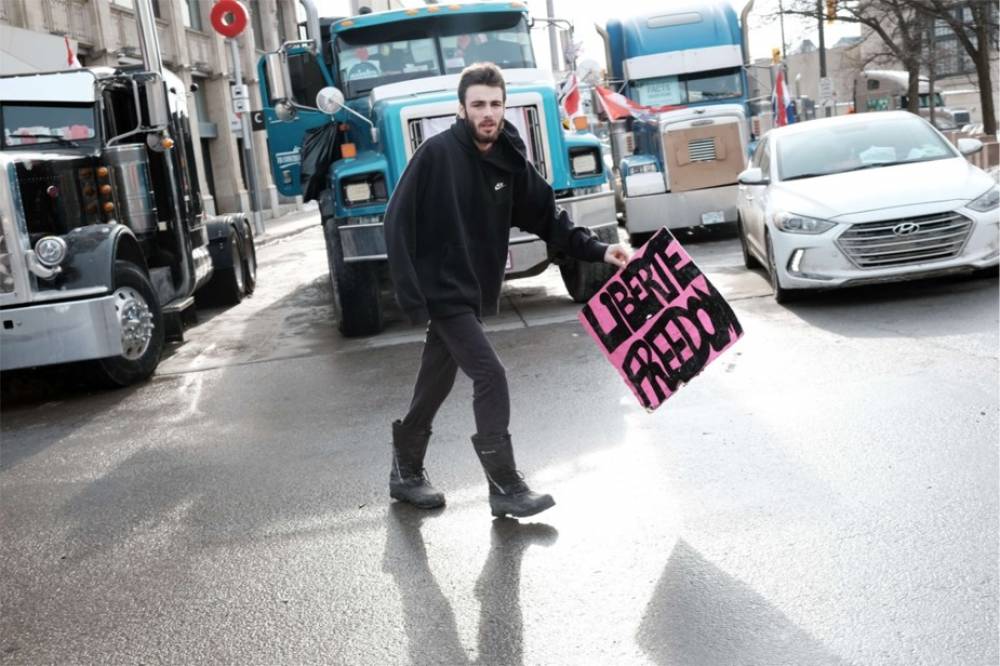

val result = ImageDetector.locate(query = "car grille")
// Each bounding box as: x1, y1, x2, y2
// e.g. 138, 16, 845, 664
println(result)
836, 211, 973, 269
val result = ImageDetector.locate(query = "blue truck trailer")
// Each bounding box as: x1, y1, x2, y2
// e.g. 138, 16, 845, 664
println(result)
257, 1, 618, 336
598, 1, 755, 240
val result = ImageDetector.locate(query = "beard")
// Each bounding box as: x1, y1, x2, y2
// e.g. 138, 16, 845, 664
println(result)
467, 116, 502, 144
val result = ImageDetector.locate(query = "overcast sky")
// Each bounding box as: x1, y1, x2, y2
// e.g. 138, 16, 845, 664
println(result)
313, 0, 861, 68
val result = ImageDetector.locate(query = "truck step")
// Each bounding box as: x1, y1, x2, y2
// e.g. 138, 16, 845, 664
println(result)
162, 296, 197, 343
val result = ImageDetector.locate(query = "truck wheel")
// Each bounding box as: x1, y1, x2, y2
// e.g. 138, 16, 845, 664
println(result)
90, 261, 165, 387
197, 226, 245, 307
241, 218, 257, 295
324, 219, 383, 336
559, 228, 619, 303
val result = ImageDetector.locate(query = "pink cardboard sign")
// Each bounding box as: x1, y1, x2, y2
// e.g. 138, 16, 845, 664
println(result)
578, 227, 744, 411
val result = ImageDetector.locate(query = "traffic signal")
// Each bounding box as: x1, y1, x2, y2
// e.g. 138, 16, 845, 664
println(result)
826, 0, 836, 23
771, 47, 781, 64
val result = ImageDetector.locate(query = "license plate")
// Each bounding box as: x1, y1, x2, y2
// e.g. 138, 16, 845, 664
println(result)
505, 250, 513, 271
701, 211, 725, 225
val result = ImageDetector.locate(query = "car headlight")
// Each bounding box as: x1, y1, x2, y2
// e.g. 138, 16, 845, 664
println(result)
773, 212, 836, 234
569, 147, 601, 177
968, 185, 999, 212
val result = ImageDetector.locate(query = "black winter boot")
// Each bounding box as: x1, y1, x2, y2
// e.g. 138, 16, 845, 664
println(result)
390, 420, 445, 509
472, 433, 555, 518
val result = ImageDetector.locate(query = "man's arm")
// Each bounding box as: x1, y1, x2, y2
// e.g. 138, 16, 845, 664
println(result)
513, 164, 631, 267
384, 148, 430, 324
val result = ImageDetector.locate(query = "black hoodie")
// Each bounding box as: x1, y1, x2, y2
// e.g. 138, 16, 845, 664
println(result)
384, 118, 609, 324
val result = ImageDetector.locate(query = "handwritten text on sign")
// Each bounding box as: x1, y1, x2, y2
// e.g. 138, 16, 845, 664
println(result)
578, 228, 743, 411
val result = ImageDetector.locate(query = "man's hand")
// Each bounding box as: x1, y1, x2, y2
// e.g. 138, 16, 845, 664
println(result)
603, 243, 632, 268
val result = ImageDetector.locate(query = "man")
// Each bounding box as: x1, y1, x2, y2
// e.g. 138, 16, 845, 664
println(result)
384, 63, 630, 518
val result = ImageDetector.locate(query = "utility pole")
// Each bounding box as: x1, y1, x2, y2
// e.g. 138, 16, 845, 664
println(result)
778, 0, 789, 61
546, 0, 561, 72
817, 0, 829, 116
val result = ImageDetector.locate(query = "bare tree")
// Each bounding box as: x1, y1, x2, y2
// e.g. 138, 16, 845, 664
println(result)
777, 0, 931, 114
914, 0, 998, 134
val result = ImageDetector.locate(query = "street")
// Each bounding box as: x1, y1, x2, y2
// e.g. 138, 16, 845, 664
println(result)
1, 220, 997, 665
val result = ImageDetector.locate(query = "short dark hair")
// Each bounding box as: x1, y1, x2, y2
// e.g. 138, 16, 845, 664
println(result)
457, 62, 506, 105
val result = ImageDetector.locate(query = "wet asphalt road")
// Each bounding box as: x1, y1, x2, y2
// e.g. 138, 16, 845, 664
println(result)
1, 222, 997, 665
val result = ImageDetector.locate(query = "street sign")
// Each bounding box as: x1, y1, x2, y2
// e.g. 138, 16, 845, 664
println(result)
819, 77, 835, 103
250, 110, 265, 131
210, 0, 249, 38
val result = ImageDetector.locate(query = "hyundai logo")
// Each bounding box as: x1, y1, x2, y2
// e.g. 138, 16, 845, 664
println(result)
892, 222, 921, 236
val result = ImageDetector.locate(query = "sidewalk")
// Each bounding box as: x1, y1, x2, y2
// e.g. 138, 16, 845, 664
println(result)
254, 203, 321, 246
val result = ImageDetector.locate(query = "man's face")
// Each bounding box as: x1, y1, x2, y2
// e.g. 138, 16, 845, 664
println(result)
459, 84, 505, 145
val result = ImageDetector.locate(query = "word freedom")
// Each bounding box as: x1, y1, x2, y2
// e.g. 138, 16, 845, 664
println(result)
579, 229, 743, 410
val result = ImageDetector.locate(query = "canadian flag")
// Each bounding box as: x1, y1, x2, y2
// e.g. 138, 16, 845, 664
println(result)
558, 72, 580, 117
771, 69, 797, 127
594, 85, 683, 120
65, 36, 82, 69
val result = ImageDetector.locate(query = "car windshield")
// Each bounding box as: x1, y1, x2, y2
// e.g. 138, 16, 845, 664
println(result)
631, 67, 743, 106
776, 116, 956, 181
334, 12, 535, 99
1, 103, 98, 149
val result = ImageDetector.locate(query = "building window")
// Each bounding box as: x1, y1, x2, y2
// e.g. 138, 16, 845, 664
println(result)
110, 0, 162, 18
929, 4, 996, 78
182, 0, 204, 31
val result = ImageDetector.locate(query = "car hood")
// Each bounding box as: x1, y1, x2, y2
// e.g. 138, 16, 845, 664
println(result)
771, 157, 994, 220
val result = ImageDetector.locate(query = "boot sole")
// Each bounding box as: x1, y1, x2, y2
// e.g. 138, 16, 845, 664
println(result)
490, 495, 555, 518
390, 488, 445, 510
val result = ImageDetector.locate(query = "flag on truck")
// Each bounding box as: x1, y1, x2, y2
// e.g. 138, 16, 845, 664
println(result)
64, 36, 81, 68
559, 72, 580, 117
771, 69, 796, 126
594, 85, 683, 121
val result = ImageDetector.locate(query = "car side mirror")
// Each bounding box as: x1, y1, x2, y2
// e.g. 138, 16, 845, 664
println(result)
957, 137, 983, 156
738, 167, 769, 185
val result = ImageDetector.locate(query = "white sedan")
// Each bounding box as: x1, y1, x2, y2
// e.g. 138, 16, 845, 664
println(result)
736, 111, 999, 302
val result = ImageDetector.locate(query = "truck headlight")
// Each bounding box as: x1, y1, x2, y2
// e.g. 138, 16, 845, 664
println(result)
569, 147, 601, 177
968, 185, 999, 212
627, 162, 659, 175
773, 212, 836, 234
341, 172, 387, 206
34, 236, 68, 267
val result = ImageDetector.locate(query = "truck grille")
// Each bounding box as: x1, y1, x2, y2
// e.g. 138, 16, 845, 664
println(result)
407, 104, 548, 180
0, 228, 13, 293
836, 211, 973, 268
688, 137, 717, 162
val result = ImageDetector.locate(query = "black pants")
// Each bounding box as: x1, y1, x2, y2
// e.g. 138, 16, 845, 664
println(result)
401, 312, 509, 436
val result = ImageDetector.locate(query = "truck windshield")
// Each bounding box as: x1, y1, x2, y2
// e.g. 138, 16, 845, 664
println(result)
1, 103, 98, 149
334, 13, 535, 98
900, 93, 945, 109
632, 67, 743, 107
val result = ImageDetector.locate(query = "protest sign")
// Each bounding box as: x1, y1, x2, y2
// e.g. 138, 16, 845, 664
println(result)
578, 228, 743, 411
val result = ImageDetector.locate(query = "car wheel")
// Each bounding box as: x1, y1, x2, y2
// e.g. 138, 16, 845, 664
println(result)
738, 214, 761, 270
242, 219, 257, 295
766, 231, 799, 304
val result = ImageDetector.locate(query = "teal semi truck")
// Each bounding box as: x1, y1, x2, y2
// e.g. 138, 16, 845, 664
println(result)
258, 1, 618, 336
598, 1, 755, 241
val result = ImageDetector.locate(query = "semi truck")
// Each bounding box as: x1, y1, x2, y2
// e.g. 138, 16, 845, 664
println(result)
597, 1, 754, 242
0, 0, 257, 386
854, 70, 972, 130
258, 1, 618, 336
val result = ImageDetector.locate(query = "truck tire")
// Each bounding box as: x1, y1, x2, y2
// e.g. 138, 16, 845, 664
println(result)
324, 219, 383, 337
197, 225, 245, 307
559, 228, 619, 303
90, 260, 165, 387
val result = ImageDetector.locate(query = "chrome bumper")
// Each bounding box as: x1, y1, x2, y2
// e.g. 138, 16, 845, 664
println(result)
0, 296, 123, 371
338, 191, 619, 267
624, 185, 738, 232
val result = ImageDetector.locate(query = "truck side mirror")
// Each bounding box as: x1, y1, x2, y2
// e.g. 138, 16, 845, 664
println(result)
316, 87, 345, 115
264, 51, 293, 105
139, 73, 169, 130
